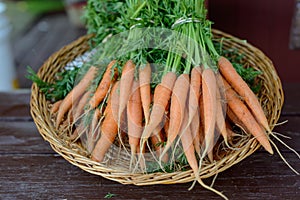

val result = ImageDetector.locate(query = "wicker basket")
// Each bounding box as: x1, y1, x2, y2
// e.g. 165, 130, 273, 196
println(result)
30, 29, 284, 185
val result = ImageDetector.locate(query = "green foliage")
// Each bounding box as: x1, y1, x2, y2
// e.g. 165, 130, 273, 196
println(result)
83, 0, 126, 46
104, 192, 117, 199
233, 62, 262, 93
26, 66, 80, 102
145, 145, 190, 173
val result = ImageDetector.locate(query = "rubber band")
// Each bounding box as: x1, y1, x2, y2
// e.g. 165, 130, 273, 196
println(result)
171, 17, 202, 29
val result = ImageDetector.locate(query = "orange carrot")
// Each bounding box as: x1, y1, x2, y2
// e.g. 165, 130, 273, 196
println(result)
91, 82, 120, 162
201, 68, 217, 162
163, 73, 190, 154
215, 80, 229, 143
221, 77, 273, 154
127, 80, 143, 156
70, 127, 79, 141
225, 121, 235, 139
218, 56, 271, 133
50, 100, 62, 114
56, 66, 97, 127
189, 66, 202, 113
68, 94, 83, 125
163, 113, 170, 134
199, 93, 205, 147
141, 72, 177, 142
110, 81, 121, 128
188, 66, 202, 155
86, 108, 101, 153
88, 60, 117, 109
226, 106, 246, 131
151, 127, 169, 163
118, 60, 135, 125
150, 131, 162, 150
139, 63, 152, 124
190, 109, 201, 155
67, 103, 75, 125
73, 90, 92, 121
70, 122, 85, 141
179, 109, 199, 178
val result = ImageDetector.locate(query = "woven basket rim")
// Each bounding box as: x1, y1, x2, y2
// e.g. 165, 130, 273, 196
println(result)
30, 29, 284, 185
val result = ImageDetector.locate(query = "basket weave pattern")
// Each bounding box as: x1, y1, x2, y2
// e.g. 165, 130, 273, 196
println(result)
30, 30, 284, 185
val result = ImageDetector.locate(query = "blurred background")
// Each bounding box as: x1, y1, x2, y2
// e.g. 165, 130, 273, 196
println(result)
208, 0, 300, 84
1, 0, 300, 90
1, 0, 86, 90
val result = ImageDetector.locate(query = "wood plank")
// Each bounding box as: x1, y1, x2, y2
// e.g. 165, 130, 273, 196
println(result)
0, 152, 298, 200
262, 116, 300, 152
0, 91, 31, 120
273, 118, 300, 152
0, 121, 53, 154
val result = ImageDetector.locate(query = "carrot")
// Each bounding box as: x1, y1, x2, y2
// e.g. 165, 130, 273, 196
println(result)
67, 102, 75, 125
91, 82, 120, 162
70, 122, 86, 141
127, 80, 143, 157
88, 60, 117, 109
201, 68, 217, 162
226, 106, 246, 131
163, 73, 190, 154
86, 108, 101, 153
69, 93, 84, 125
221, 77, 273, 154
150, 131, 162, 150
188, 66, 202, 113
70, 127, 79, 141
163, 113, 170, 134
73, 90, 92, 121
136, 72, 176, 169
111, 81, 121, 128
50, 100, 62, 114
190, 109, 201, 155
198, 93, 205, 148
183, 105, 225, 198
179, 109, 199, 178
141, 72, 177, 142
215, 80, 229, 143
118, 60, 135, 126
225, 121, 235, 139
188, 66, 202, 155
139, 63, 152, 124
218, 56, 271, 133
151, 127, 169, 163
56, 66, 97, 127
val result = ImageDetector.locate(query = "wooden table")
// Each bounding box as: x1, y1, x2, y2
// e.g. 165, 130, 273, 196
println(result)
0, 83, 299, 200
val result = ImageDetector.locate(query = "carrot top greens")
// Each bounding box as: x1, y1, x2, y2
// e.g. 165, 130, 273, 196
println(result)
83, 0, 125, 46
28, 0, 261, 103
26, 66, 80, 102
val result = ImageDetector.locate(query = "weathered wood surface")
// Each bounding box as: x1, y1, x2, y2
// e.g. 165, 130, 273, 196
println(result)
0, 85, 299, 199
0, 90, 31, 120
0, 154, 298, 200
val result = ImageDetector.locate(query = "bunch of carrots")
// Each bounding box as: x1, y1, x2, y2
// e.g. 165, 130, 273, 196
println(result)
50, 0, 274, 171
50, 55, 273, 163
